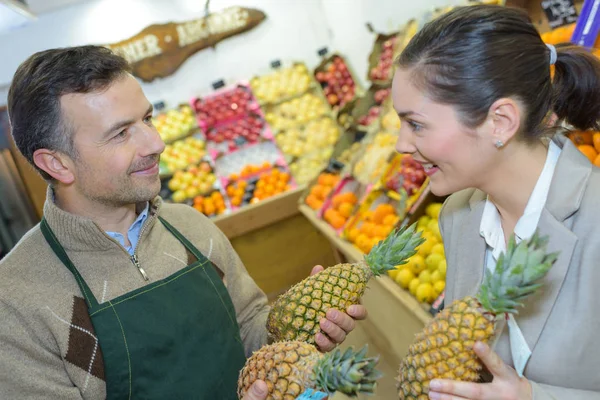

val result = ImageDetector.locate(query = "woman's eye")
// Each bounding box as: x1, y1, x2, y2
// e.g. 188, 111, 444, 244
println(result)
408, 121, 423, 132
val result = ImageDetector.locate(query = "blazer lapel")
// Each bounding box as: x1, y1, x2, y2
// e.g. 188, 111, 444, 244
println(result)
451, 192, 487, 300
519, 135, 590, 355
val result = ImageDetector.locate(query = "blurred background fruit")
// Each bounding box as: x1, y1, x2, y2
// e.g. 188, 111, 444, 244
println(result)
250, 64, 312, 105
152, 105, 198, 143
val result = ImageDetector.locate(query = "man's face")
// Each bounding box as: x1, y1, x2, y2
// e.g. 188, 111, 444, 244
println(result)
60, 74, 165, 207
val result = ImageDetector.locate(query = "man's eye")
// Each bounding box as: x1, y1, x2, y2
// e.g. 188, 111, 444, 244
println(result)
115, 130, 127, 139
144, 115, 153, 124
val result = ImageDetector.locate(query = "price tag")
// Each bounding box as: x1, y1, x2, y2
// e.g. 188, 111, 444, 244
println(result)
541, 0, 579, 29
297, 388, 328, 400
270, 59, 282, 69
211, 79, 225, 90
429, 290, 445, 316
317, 47, 328, 57
571, 0, 600, 48
153, 101, 166, 112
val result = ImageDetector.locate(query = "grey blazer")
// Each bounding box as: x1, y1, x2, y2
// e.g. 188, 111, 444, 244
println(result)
440, 135, 600, 398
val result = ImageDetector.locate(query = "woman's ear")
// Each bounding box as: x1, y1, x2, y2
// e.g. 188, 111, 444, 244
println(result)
32, 149, 75, 184
488, 98, 522, 147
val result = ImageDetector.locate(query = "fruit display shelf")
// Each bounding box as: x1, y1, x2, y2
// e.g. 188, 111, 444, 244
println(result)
152, 104, 199, 144
314, 54, 363, 109
249, 62, 318, 106
263, 89, 332, 132
202, 112, 274, 157
337, 85, 392, 131
367, 31, 401, 84
159, 136, 208, 177
190, 83, 260, 131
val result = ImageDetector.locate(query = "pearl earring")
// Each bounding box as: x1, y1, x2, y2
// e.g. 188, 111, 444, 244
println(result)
495, 140, 504, 149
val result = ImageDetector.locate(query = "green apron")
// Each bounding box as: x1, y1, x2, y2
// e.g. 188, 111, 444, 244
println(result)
40, 216, 246, 399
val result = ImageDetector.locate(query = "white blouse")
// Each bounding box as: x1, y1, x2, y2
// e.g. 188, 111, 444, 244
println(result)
478, 141, 561, 376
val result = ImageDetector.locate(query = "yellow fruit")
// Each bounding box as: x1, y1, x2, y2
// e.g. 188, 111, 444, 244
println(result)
426, 203, 442, 219
433, 280, 445, 295
417, 237, 436, 257
409, 278, 420, 296
415, 283, 434, 303
418, 270, 432, 284
421, 231, 439, 245
431, 243, 445, 256
407, 254, 427, 275
431, 270, 444, 284
438, 259, 447, 278
427, 219, 439, 233
417, 215, 431, 229
388, 269, 399, 280
426, 253, 445, 272
395, 269, 415, 289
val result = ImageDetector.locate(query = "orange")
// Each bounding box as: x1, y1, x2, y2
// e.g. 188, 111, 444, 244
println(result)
383, 214, 399, 227
570, 131, 594, 146
355, 234, 370, 248
310, 185, 322, 198
279, 172, 291, 183
594, 154, 600, 168
578, 144, 598, 162
342, 192, 358, 204
593, 133, 600, 153
338, 202, 354, 218
373, 204, 395, 224
330, 216, 346, 230
346, 228, 360, 243
318, 174, 329, 186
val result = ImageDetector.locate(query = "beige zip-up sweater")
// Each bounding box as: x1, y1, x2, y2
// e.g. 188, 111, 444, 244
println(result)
0, 190, 270, 399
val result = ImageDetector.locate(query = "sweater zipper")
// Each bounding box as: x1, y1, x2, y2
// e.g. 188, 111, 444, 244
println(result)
130, 214, 152, 281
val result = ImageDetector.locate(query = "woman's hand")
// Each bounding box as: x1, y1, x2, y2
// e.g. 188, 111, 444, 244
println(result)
428, 342, 532, 400
308, 265, 368, 352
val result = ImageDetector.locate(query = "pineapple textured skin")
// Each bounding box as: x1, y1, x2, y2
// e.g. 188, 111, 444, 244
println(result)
397, 297, 496, 399
267, 263, 369, 344
238, 341, 320, 400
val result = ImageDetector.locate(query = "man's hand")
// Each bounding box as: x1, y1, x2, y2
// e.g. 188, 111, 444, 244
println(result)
241, 380, 268, 400
428, 342, 532, 400
309, 265, 369, 352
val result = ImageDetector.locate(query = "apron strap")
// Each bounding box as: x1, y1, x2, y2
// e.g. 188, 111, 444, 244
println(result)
40, 218, 100, 308
158, 217, 206, 262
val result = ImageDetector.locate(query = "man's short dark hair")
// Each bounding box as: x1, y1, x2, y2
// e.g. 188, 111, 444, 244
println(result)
7, 45, 131, 181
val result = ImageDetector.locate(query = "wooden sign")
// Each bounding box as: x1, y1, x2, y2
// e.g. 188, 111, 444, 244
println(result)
104, 7, 266, 82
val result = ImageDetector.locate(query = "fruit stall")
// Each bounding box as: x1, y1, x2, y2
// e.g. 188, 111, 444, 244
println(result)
143, 0, 600, 367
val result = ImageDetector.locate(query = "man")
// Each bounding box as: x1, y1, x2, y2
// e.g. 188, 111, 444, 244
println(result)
0, 46, 366, 399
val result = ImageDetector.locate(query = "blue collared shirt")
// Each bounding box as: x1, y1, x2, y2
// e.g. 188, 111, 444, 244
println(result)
105, 203, 150, 255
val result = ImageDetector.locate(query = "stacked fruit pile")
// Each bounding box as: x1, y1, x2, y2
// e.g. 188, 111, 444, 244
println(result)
264, 92, 331, 130
204, 114, 265, 154
275, 117, 341, 158
226, 166, 292, 207
346, 203, 400, 254
315, 56, 357, 108
288, 148, 335, 185
389, 203, 445, 304
370, 37, 398, 81
160, 137, 207, 175
323, 192, 359, 230
353, 131, 398, 184
383, 155, 426, 197
192, 191, 227, 217
152, 105, 197, 143
356, 88, 392, 127
304, 172, 340, 211
192, 85, 258, 129
250, 64, 313, 105
167, 161, 218, 203
568, 130, 600, 167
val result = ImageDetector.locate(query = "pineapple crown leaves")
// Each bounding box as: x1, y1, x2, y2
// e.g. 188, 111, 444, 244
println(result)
478, 230, 559, 315
364, 223, 425, 276
314, 345, 383, 396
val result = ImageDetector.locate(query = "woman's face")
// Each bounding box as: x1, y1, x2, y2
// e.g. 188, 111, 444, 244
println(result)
391, 67, 498, 196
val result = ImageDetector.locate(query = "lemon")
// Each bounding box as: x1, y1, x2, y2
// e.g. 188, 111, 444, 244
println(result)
430, 269, 444, 284
421, 231, 439, 245
426, 253, 445, 272
433, 280, 446, 296
395, 269, 416, 289
438, 260, 447, 278
409, 278, 421, 295
388, 269, 399, 280
431, 243, 445, 256
426, 203, 442, 219
417, 237, 436, 257
407, 254, 427, 275
418, 270, 432, 284
417, 215, 431, 229
428, 221, 442, 241
416, 283, 434, 303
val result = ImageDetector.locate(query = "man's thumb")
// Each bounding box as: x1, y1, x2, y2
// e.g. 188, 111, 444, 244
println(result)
245, 380, 268, 399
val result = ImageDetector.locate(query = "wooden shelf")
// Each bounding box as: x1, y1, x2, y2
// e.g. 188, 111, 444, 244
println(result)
213, 185, 306, 240
299, 204, 432, 323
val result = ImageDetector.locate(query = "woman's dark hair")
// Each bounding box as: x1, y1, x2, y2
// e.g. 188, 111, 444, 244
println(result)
8, 45, 130, 181
397, 5, 600, 140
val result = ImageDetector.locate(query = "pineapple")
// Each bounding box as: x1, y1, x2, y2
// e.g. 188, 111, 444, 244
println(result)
267, 224, 424, 344
237, 341, 382, 399
397, 232, 558, 399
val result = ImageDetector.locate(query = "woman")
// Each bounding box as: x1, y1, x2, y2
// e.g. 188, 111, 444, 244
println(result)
393, 5, 600, 400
